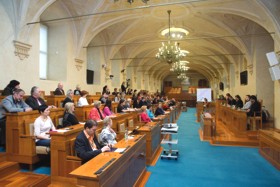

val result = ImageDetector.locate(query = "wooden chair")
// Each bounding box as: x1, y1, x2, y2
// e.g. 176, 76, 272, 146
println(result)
66, 138, 82, 176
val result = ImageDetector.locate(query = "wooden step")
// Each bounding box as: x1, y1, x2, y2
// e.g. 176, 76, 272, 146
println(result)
0, 161, 19, 179
0, 171, 50, 187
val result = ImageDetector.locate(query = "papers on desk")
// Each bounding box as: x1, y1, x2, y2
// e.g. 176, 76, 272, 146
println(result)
114, 148, 127, 153
55, 129, 70, 133
79, 122, 85, 125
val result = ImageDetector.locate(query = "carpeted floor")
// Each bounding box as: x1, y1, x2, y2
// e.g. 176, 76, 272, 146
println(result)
145, 108, 280, 187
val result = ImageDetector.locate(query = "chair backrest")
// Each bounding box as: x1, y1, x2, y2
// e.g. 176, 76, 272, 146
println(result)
118, 120, 126, 133
69, 138, 77, 156
27, 123, 35, 136
128, 119, 134, 128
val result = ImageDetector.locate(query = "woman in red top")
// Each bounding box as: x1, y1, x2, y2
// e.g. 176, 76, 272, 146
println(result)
140, 105, 151, 123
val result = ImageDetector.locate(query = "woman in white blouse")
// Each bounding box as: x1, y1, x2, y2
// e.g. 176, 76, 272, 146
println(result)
34, 105, 56, 146
77, 90, 89, 106
99, 116, 117, 146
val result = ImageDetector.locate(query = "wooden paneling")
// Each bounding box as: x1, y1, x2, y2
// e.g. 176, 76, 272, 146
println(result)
259, 130, 280, 170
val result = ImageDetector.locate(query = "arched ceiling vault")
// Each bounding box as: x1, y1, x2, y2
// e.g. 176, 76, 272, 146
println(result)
35, 0, 279, 84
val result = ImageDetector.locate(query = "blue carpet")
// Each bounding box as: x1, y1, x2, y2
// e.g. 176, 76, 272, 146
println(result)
146, 108, 280, 187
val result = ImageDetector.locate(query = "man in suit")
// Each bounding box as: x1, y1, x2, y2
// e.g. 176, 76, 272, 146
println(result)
54, 82, 65, 95
0, 88, 32, 146
75, 120, 110, 164
25, 86, 51, 110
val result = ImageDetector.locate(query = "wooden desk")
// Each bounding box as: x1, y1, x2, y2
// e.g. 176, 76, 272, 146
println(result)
49, 124, 84, 178
259, 130, 280, 170
216, 104, 247, 136
200, 115, 215, 140
70, 135, 147, 187
45, 95, 65, 107
5, 108, 64, 165
138, 122, 161, 165
75, 105, 94, 122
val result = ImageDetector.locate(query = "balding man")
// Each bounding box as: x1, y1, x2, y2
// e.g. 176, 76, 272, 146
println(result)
0, 89, 32, 147
54, 82, 65, 95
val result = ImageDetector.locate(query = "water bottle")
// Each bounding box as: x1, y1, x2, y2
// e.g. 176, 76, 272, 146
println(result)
124, 128, 128, 141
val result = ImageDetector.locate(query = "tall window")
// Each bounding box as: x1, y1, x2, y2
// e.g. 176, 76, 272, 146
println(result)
40, 24, 48, 79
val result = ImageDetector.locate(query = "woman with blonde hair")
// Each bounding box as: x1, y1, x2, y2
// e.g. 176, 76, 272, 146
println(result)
140, 105, 151, 123
62, 102, 79, 128
99, 116, 117, 146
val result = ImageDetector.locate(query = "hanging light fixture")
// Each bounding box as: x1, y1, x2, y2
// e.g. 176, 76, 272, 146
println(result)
156, 10, 183, 64
177, 72, 188, 80
170, 61, 190, 73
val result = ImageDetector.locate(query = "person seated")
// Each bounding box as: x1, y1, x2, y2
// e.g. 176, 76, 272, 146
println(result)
0, 88, 32, 147
99, 116, 117, 146
75, 120, 110, 164
155, 102, 165, 117
139, 97, 148, 108
34, 105, 56, 147
74, 84, 82, 95
77, 90, 89, 106
123, 99, 131, 109
53, 82, 65, 95
89, 101, 105, 121
246, 95, 261, 117
102, 85, 110, 95
169, 98, 176, 107
114, 93, 121, 102
133, 96, 141, 108
242, 95, 252, 110
61, 102, 79, 128
117, 99, 125, 113
140, 105, 151, 123
99, 92, 108, 104
162, 102, 170, 111
235, 95, 243, 109
112, 88, 118, 96
203, 98, 209, 109
2, 80, 20, 96
62, 89, 74, 107
25, 86, 52, 110
127, 88, 133, 95
103, 99, 114, 117
147, 104, 155, 120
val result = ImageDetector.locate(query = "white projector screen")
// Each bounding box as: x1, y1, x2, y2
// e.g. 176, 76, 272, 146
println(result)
197, 88, 212, 102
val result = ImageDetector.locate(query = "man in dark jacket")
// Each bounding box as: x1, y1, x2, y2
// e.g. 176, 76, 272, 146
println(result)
75, 120, 110, 164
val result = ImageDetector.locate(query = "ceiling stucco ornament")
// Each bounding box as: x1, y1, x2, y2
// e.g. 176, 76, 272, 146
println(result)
13, 40, 32, 60
75, 58, 84, 71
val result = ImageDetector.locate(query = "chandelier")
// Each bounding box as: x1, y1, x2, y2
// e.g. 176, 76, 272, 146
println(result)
156, 10, 183, 64
177, 72, 188, 80
170, 61, 190, 73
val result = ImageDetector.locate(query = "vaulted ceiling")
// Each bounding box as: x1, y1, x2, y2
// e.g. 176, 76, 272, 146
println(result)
35, 0, 278, 82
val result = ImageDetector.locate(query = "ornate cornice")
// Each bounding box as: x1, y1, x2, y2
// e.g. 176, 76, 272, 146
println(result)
13, 40, 32, 60
75, 58, 84, 71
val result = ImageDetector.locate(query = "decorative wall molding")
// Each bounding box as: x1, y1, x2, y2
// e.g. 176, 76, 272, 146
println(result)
75, 58, 84, 71
247, 64, 253, 75
235, 71, 239, 79
13, 40, 32, 60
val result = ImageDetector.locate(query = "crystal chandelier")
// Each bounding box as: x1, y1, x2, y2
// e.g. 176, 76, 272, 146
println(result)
170, 61, 190, 73
177, 72, 188, 80
156, 10, 183, 64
